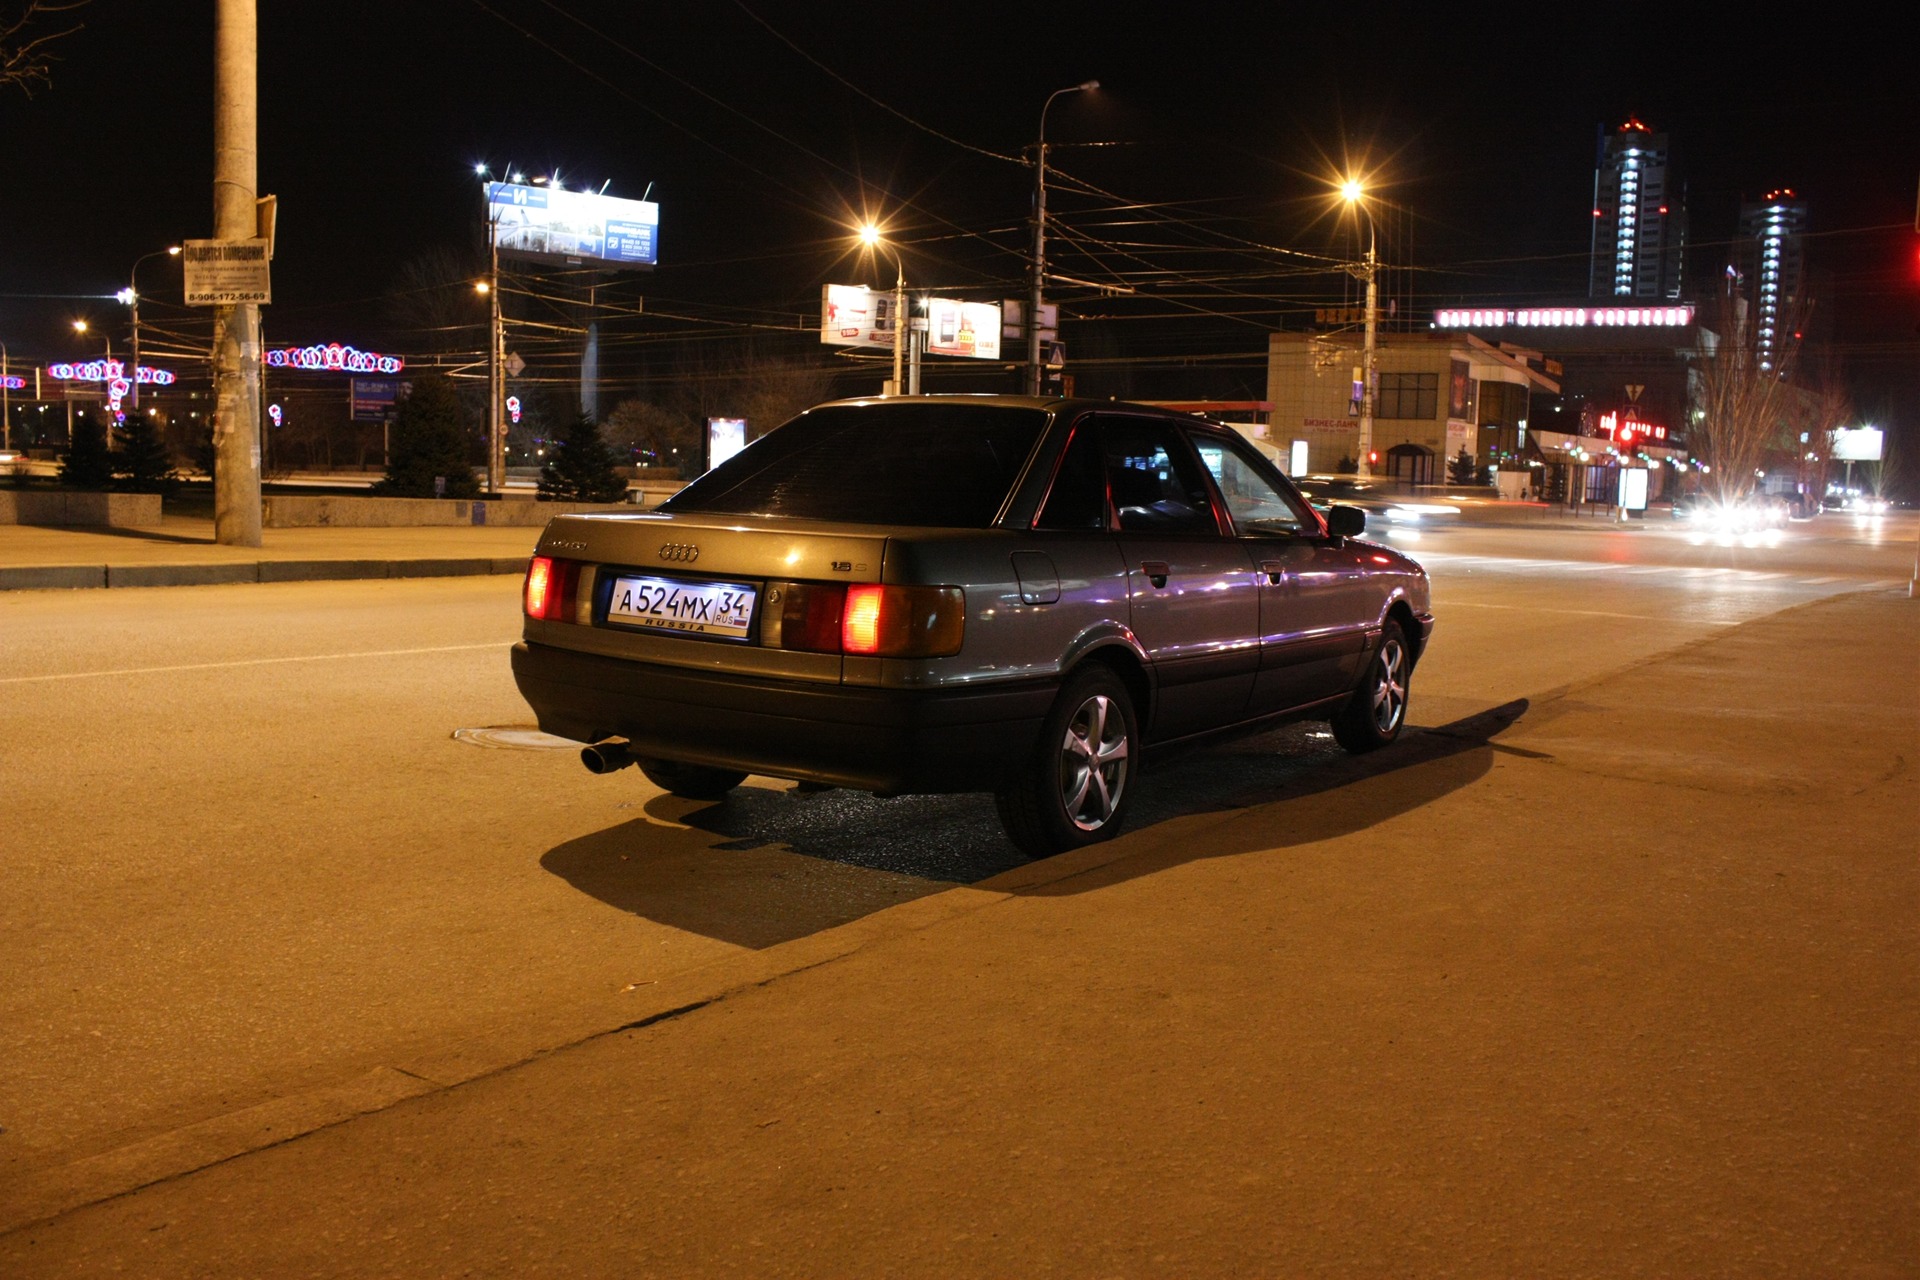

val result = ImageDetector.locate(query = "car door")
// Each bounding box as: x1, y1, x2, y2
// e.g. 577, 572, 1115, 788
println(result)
1186, 428, 1371, 713
1091, 415, 1259, 741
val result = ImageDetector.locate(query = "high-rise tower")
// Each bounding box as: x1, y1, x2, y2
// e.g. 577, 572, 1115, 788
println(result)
1588, 119, 1687, 300
1736, 191, 1808, 372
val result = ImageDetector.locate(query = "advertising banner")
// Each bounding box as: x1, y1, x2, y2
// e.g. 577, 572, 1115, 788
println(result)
182, 239, 272, 306
351, 377, 404, 423
925, 299, 1002, 360
1832, 427, 1883, 462
820, 284, 897, 349
485, 182, 659, 268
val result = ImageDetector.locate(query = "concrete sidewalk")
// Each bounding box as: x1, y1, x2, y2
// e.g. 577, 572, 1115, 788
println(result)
0, 514, 543, 590
2, 586, 1912, 1276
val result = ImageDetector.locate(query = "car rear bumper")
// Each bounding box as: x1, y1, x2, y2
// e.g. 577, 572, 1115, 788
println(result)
511, 641, 1055, 795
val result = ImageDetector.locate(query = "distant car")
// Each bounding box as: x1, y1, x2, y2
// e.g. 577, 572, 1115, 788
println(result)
513, 397, 1435, 856
1295, 475, 1462, 527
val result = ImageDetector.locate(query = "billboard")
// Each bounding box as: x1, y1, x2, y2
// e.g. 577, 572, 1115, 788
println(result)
351, 378, 405, 423
820, 284, 898, 349
1832, 427, 1884, 462
925, 299, 1002, 360
485, 182, 659, 268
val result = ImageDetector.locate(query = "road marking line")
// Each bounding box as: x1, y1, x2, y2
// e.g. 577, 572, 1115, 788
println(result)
1436, 601, 1733, 623
0, 643, 511, 686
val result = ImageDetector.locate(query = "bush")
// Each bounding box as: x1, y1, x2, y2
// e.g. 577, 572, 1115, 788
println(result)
376, 374, 480, 498
59, 417, 114, 488
538, 414, 628, 503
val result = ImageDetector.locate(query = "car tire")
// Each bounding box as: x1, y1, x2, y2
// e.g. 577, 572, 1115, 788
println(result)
1331, 620, 1411, 754
995, 665, 1138, 858
638, 758, 748, 800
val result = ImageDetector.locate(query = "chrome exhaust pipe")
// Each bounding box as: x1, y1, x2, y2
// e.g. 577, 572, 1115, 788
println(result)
581, 739, 637, 775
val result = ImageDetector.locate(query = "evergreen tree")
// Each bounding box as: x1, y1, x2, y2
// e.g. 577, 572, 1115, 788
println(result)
377, 374, 480, 498
1447, 447, 1479, 486
113, 416, 180, 494
537, 413, 627, 503
59, 416, 114, 488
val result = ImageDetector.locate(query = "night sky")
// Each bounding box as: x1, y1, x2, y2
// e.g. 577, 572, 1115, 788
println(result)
6, 1, 1917, 422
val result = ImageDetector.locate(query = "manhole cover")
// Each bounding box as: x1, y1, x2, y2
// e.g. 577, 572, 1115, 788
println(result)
452, 726, 580, 751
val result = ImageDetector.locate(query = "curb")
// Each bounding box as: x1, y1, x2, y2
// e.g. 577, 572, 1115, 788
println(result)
0, 557, 530, 593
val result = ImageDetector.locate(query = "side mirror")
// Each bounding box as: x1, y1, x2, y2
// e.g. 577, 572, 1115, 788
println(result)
1325, 504, 1366, 539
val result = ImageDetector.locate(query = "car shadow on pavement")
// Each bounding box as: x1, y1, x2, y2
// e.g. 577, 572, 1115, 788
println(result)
539, 699, 1529, 946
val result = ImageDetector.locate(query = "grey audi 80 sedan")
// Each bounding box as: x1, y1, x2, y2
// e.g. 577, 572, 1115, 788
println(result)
512, 396, 1434, 856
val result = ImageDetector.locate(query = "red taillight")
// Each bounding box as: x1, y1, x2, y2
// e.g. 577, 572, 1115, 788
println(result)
524, 556, 579, 621
842, 584, 965, 657
778, 582, 963, 657
842, 585, 885, 654
525, 557, 554, 617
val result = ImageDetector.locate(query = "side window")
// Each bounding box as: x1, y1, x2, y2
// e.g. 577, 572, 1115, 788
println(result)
1188, 430, 1318, 537
1100, 418, 1219, 535
1035, 421, 1107, 531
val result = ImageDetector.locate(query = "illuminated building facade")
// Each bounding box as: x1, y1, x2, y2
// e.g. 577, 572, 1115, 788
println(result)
1736, 191, 1807, 372
1588, 119, 1687, 301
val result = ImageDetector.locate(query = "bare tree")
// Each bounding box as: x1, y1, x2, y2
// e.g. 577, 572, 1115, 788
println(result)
1690, 292, 1809, 504
601, 396, 697, 471
666, 340, 837, 443
1, 1, 85, 96
386, 245, 488, 357
1793, 364, 1852, 511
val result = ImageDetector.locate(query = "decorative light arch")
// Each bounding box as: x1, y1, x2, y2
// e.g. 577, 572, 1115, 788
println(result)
262, 343, 405, 374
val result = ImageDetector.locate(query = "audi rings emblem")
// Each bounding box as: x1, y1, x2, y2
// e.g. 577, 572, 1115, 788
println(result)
657, 543, 700, 563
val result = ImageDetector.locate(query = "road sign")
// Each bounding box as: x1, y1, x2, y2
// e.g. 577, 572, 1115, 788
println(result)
506, 352, 527, 377
182, 239, 272, 306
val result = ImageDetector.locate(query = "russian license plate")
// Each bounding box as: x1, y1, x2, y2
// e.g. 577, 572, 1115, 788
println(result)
606, 575, 757, 640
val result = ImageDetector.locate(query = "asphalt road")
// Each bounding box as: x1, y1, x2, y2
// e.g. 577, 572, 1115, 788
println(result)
0, 513, 1911, 1245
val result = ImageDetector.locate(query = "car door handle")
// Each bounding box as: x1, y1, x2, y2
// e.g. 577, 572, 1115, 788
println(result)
1258, 560, 1287, 586
1139, 560, 1170, 589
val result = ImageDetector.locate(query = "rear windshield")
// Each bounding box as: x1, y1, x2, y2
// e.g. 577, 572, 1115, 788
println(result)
662, 403, 1047, 528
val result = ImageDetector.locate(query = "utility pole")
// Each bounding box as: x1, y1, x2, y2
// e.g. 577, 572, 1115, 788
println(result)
1358, 235, 1378, 479
1029, 81, 1096, 397
1341, 180, 1380, 480
211, 0, 262, 546
488, 216, 504, 494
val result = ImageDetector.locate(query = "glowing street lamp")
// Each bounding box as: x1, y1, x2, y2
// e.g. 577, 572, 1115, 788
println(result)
858, 222, 907, 394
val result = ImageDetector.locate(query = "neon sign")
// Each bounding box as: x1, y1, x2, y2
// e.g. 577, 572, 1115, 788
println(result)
263, 343, 405, 374
1, 375, 24, 390
1433, 305, 1695, 330
268, 404, 283, 428
506, 395, 522, 424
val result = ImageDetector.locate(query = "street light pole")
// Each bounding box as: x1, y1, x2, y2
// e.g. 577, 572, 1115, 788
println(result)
858, 223, 909, 395
124, 246, 180, 413
1342, 181, 1380, 479
488, 215, 504, 493
1029, 80, 1097, 397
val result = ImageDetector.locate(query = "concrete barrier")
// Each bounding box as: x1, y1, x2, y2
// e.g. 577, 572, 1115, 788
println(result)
261, 495, 656, 528
0, 490, 165, 527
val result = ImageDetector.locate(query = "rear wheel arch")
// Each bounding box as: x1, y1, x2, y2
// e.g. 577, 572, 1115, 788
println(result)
1069, 642, 1152, 739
